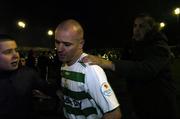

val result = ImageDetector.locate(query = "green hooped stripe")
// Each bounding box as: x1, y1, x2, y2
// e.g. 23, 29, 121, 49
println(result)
63, 87, 92, 100
65, 105, 98, 117
78, 60, 86, 67
61, 70, 85, 83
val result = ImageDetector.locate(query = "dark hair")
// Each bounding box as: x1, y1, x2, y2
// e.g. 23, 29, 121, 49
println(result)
0, 34, 15, 42
135, 13, 159, 31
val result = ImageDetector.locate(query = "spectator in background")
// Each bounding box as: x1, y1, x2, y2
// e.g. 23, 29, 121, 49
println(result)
37, 51, 49, 80
19, 53, 27, 67
26, 49, 38, 70
83, 13, 178, 119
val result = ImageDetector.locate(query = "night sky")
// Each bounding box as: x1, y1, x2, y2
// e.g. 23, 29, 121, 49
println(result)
0, 0, 179, 49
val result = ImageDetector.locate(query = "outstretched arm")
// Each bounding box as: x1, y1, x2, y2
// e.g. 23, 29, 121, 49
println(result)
82, 55, 115, 71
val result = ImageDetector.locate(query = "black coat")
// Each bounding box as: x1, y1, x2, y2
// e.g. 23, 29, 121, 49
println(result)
114, 31, 177, 119
0, 66, 47, 119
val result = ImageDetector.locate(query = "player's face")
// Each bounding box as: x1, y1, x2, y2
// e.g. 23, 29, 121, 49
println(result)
55, 29, 83, 65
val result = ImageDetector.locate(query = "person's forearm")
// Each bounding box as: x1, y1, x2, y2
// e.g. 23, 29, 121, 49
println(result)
107, 60, 115, 71
110, 61, 115, 71
102, 59, 115, 71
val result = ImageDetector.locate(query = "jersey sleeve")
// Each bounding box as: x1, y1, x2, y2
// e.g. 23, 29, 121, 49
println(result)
85, 65, 120, 113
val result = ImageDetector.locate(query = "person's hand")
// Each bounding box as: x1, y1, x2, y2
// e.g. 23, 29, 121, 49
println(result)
32, 89, 51, 100
56, 89, 64, 101
82, 55, 102, 65
82, 55, 115, 71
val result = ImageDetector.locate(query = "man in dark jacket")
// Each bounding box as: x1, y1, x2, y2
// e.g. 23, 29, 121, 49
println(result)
83, 14, 177, 119
0, 34, 52, 119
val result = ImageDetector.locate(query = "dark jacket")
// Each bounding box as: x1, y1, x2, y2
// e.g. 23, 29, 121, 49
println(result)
114, 31, 177, 119
0, 66, 48, 119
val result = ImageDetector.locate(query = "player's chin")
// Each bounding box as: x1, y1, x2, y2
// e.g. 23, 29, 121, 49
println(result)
59, 57, 66, 63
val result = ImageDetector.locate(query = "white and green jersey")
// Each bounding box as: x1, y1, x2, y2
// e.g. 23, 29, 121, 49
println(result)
61, 53, 119, 119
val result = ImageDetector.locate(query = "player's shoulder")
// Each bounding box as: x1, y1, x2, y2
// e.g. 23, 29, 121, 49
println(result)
78, 53, 104, 71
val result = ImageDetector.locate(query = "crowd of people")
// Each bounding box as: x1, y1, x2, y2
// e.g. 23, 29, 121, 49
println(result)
0, 13, 178, 119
